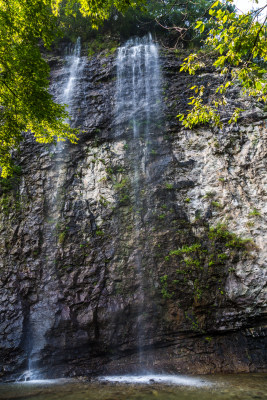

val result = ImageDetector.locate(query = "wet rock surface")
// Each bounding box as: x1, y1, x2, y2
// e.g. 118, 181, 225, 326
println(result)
0, 46, 266, 380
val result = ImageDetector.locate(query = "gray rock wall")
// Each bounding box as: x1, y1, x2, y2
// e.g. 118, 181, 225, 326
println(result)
0, 47, 266, 380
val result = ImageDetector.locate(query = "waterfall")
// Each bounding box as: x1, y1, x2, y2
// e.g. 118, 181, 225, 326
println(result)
61, 37, 83, 114
115, 34, 162, 368
19, 38, 84, 382
116, 34, 161, 145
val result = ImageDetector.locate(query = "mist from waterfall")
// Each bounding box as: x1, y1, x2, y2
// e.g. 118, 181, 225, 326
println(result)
115, 34, 162, 368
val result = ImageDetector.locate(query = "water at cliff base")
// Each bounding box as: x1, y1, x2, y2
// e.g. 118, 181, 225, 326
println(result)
0, 373, 266, 400
98, 374, 209, 386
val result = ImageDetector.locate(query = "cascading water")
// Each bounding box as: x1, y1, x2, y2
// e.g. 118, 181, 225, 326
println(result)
103, 35, 210, 385
19, 38, 85, 382
115, 34, 162, 369
60, 37, 84, 117
101, 33, 210, 385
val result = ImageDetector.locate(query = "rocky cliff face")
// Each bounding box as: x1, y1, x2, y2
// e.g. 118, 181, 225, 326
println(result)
0, 42, 266, 380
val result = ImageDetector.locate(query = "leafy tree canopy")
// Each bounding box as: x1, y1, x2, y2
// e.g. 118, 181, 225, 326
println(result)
0, 0, 144, 177
1, 0, 266, 178
178, 0, 267, 128
145, 0, 215, 46
55, 0, 215, 44
98, 0, 215, 44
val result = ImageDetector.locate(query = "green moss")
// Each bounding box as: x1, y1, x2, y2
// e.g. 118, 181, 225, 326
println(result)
170, 243, 201, 256
58, 232, 66, 245
98, 176, 107, 183
204, 336, 212, 342
87, 38, 119, 58
160, 275, 173, 299
106, 165, 125, 176
211, 201, 223, 208
248, 208, 261, 217
113, 178, 129, 190
193, 278, 202, 299
0, 195, 11, 216
0, 193, 22, 216
95, 229, 105, 236
246, 221, 255, 228
99, 195, 110, 207
118, 194, 130, 204
165, 183, 174, 189
203, 191, 216, 199
185, 311, 203, 332
208, 224, 255, 249
108, 47, 117, 55
218, 253, 228, 261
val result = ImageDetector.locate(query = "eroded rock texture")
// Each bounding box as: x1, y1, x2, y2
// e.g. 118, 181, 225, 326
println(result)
0, 45, 266, 380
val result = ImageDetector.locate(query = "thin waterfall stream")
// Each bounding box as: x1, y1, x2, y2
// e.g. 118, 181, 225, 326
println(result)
115, 34, 162, 372
19, 38, 85, 382
103, 34, 211, 384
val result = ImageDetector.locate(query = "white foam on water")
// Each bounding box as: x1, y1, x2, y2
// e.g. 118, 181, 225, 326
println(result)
16, 370, 72, 385
98, 374, 211, 386
18, 378, 71, 385
17, 369, 39, 382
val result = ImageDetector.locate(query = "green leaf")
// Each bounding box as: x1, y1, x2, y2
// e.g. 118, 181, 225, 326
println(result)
200, 24, 205, 33
211, 1, 220, 9
195, 21, 203, 29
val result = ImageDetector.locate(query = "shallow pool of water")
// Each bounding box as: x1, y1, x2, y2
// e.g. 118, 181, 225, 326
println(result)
0, 373, 266, 400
